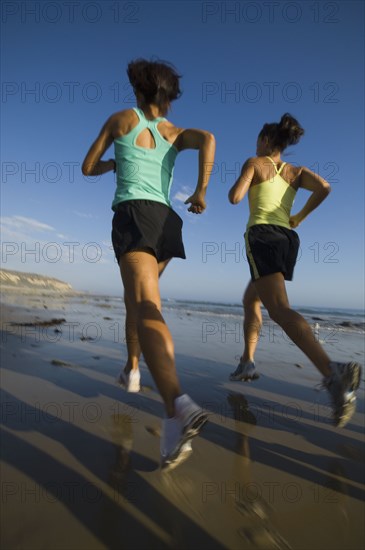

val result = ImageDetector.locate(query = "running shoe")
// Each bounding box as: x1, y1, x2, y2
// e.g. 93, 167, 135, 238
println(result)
117, 368, 141, 393
161, 394, 208, 471
230, 360, 259, 382
324, 361, 361, 428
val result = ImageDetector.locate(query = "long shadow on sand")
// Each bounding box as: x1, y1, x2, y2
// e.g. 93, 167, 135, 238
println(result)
2, 332, 364, 506
1, 428, 167, 549
1, 390, 224, 549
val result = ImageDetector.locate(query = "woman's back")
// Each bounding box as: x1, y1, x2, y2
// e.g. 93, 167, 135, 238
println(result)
247, 156, 301, 229
112, 108, 180, 146
112, 108, 179, 210
250, 156, 301, 188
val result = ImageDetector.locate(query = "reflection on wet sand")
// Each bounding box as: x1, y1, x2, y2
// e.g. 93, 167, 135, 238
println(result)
109, 414, 133, 497
1, 291, 364, 549
226, 390, 358, 550
227, 392, 292, 549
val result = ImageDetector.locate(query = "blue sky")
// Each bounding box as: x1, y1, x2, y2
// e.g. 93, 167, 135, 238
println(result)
1, 1, 364, 308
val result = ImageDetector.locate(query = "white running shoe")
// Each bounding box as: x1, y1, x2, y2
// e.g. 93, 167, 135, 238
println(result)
324, 361, 361, 427
117, 369, 141, 393
230, 360, 259, 381
160, 394, 208, 471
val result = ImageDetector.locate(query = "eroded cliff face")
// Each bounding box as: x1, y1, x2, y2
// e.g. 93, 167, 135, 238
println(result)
0, 269, 73, 292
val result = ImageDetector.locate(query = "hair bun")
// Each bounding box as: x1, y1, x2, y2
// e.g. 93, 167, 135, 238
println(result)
278, 113, 304, 146
258, 113, 304, 152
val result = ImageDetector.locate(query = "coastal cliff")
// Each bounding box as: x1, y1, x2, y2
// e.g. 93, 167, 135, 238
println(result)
0, 269, 74, 293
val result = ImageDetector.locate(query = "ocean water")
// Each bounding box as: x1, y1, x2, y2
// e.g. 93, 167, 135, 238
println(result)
2, 290, 364, 338
161, 299, 365, 332
65, 294, 364, 335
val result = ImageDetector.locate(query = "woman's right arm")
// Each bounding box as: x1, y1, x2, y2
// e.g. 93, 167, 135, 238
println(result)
81, 115, 115, 176
289, 167, 331, 228
175, 129, 216, 214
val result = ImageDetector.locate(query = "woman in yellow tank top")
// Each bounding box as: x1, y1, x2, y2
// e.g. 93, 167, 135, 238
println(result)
228, 114, 361, 428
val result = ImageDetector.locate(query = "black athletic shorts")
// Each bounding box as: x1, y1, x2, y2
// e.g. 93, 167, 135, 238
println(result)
111, 200, 186, 264
245, 224, 300, 281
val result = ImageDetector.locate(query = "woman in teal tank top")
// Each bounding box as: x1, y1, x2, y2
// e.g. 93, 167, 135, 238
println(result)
82, 59, 215, 468
228, 114, 361, 428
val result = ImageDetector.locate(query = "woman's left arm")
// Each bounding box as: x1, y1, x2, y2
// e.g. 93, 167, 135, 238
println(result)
82, 116, 115, 176
228, 158, 255, 204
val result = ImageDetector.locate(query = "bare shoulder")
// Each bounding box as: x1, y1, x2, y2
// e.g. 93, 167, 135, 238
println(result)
108, 108, 136, 123
246, 156, 266, 172
297, 165, 331, 190
282, 162, 303, 187
250, 156, 271, 167
285, 162, 302, 176
157, 118, 183, 143
159, 118, 178, 129
155, 122, 215, 151
109, 109, 139, 139
239, 156, 257, 173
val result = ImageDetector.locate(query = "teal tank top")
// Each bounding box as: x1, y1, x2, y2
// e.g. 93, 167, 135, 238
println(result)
112, 107, 178, 210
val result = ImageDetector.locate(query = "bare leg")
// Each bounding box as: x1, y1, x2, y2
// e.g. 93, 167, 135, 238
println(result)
123, 258, 171, 375
241, 281, 262, 363
119, 251, 180, 416
254, 273, 331, 377
123, 292, 141, 374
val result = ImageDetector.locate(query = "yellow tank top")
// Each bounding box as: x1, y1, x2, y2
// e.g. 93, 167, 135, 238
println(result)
247, 157, 296, 229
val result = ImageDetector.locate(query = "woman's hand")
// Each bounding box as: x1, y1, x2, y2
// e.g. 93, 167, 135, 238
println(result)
289, 214, 301, 228
184, 192, 206, 214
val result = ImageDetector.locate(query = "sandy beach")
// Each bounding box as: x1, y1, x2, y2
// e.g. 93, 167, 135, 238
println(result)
1, 283, 364, 550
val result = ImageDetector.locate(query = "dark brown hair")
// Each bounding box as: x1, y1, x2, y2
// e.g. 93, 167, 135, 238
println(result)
259, 113, 304, 152
127, 58, 182, 112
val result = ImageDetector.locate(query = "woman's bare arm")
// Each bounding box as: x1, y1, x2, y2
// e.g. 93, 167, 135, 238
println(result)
81, 116, 115, 176
289, 167, 331, 228
175, 129, 216, 214
228, 158, 255, 204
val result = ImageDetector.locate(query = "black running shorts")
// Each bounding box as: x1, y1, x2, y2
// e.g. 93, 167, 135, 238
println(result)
245, 224, 300, 281
111, 200, 186, 264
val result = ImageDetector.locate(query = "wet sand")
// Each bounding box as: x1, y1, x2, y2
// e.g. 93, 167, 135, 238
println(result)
1, 291, 364, 549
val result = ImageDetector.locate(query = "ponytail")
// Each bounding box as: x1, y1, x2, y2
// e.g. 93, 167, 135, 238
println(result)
259, 113, 304, 152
